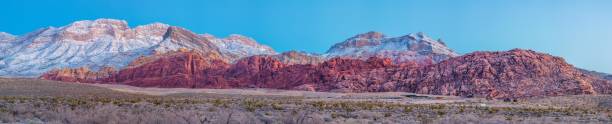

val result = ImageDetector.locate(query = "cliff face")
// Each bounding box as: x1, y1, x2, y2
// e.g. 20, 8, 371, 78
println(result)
406, 49, 600, 99
116, 51, 230, 88
40, 49, 611, 99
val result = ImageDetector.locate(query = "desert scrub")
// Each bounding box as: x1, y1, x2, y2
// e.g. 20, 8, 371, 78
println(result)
339, 102, 356, 113
355, 101, 378, 110
0, 95, 611, 123
430, 104, 446, 110
487, 107, 499, 114
403, 106, 413, 113
0, 108, 7, 113
271, 102, 284, 110
242, 99, 265, 112
311, 101, 326, 111
211, 98, 229, 108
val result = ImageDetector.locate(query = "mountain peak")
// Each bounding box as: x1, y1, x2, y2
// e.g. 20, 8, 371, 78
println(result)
136, 22, 169, 29
350, 31, 386, 40
0, 32, 15, 39
211, 34, 277, 59
0, 19, 278, 77
416, 32, 426, 38
398, 32, 431, 41
0, 32, 16, 43
93, 18, 128, 25
326, 31, 386, 53
56, 18, 132, 41
65, 18, 129, 30
226, 34, 252, 40
199, 33, 216, 39
224, 34, 259, 45
326, 32, 459, 64
0, 32, 13, 36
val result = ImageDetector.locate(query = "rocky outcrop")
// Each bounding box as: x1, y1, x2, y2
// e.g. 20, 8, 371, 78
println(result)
117, 50, 229, 88
406, 49, 601, 99
40, 66, 116, 83
41, 49, 612, 99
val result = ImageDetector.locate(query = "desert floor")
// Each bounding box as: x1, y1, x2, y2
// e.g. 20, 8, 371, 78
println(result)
0, 78, 610, 124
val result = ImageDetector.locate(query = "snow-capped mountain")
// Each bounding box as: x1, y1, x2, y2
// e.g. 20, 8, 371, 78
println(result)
324, 31, 458, 64
0, 19, 276, 77
269, 51, 325, 65
0, 19, 460, 77
0, 32, 15, 42
204, 34, 276, 62
0, 32, 18, 57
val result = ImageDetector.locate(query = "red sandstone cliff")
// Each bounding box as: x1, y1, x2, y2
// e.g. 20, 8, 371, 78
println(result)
40, 49, 611, 99
40, 66, 116, 83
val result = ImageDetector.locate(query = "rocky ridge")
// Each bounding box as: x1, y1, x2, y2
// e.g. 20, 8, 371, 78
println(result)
324, 31, 459, 64
40, 49, 612, 99
0, 19, 275, 76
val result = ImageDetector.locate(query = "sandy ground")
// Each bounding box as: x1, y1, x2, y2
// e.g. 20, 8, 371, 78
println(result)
88, 83, 474, 104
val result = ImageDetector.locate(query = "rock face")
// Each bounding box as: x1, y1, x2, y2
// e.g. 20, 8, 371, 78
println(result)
116, 50, 230, 88
324, 31, 458, 64
409, 49, 602, 98
42, 50, 230, 88
40, 49, 612, 99
40, 66, 116, 83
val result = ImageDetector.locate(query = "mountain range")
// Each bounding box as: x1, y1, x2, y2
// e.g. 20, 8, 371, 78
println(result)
2, 19, 610, 99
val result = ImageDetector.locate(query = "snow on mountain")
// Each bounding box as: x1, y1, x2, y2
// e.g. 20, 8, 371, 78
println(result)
269, 50, 325, 65
0, 19, 275, 77
205, 34, 276, 62
0, 32, 15, 41
0, 19, 458, 77
324, 31, 458, 64
0, 32, 18, 57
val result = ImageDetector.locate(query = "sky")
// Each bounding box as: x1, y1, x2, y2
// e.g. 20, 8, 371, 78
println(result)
1, 0, 611, 73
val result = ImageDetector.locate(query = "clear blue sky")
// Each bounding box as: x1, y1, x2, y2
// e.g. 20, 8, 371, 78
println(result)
1, 0, 611, 73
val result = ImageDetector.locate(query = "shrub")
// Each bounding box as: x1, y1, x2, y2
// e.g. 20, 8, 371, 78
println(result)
403, 106, 413, 113
384, 112, 392, 117
271, 103, 284, 110
242, 99, 264, 112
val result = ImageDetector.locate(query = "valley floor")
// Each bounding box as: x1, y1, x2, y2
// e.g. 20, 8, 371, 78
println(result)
0, 78, 611, 124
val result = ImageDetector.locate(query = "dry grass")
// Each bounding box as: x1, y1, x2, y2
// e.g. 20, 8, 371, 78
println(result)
0, 78, 611, 124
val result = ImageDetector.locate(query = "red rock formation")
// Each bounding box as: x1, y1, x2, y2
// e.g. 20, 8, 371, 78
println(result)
116, 50, 229, 88
40, 66, 116, 83
406, 49, 602, 99
40, 49, 612, 99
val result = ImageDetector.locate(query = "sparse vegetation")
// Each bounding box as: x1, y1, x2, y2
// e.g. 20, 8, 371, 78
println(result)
0, 78, 611, 123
